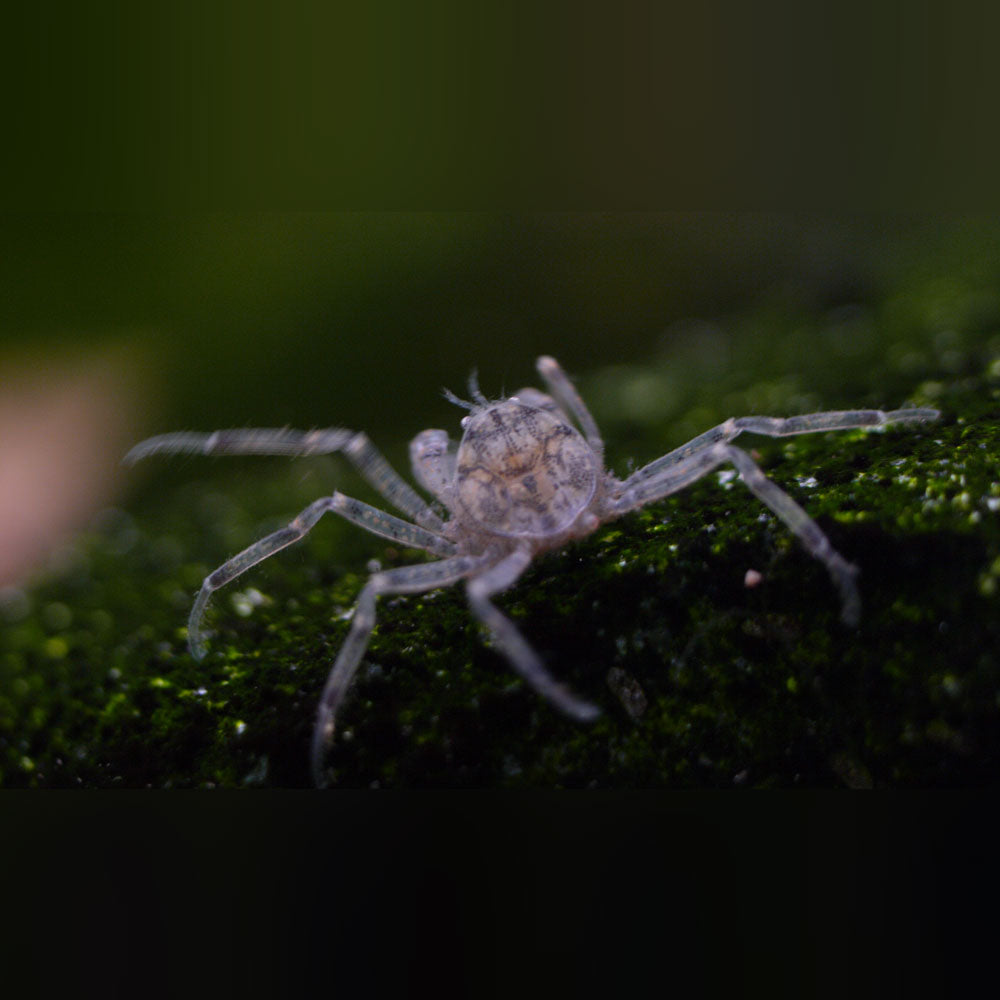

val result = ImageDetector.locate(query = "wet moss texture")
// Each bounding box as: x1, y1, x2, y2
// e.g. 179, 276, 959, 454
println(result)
3, 263, 1000, 788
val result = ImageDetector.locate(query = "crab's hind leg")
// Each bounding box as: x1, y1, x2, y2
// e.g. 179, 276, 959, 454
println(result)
465, 547, 601, 722
724, 445, 861, 626
312, 554, 485, 787
624, 407, 940, 487
612, 442, 861, 626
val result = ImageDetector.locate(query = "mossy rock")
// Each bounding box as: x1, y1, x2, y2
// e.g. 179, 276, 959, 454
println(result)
3, 357, 997, 788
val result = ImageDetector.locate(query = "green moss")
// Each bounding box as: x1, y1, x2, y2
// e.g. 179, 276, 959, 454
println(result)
4, 265, 1000, 787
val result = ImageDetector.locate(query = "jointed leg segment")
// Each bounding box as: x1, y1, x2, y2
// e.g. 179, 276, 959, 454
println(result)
124, 427, 356, 463
466, 547, 601, 723
312, 543, 601, 787
186, 491, 454, 659
725, 446, 860, 625
613, 441, 862, 625
311, 554, 487, 787
124, 426, 445, 531
608, 405, 939, 625
627, 407, 940, 486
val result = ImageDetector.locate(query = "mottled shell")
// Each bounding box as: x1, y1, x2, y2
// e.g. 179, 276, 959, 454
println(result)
455, 401, 598, 538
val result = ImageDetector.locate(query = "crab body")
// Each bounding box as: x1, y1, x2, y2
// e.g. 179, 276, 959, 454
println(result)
126, 355, 939, 785
451, 401, 602, 547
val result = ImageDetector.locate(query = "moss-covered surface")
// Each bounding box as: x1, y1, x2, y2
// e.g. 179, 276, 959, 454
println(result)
4, 259, 1000, 788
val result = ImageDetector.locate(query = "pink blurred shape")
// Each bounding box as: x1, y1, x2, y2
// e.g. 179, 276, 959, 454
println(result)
0, 346, 144, 586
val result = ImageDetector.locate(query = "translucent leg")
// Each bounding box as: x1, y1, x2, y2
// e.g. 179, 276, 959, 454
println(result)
312, 554, 486, 787
342, 431, 445, 531
187, 492, 453, 658
125, 426, 445, 531
726, 446, 860, 626
466, 547, 601, 722
613, 442, 861, 626
124, 427, 356, 463
625, 407, 940, 487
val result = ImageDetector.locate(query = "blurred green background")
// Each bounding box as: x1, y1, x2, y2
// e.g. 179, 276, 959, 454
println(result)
3, 211, 1000, 575
7, 212, 1000, 433
6, 210, 924, 439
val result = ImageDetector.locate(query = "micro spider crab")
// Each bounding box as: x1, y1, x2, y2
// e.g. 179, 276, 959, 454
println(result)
126, 355, 939, 785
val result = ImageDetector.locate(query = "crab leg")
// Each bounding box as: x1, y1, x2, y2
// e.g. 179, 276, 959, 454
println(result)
186, 492, 454, 659
466, 547, 601, 723
625, 407, 940, 486
612, 442, 861, 626
125, 427, 445, 531
312, 554, 487, 787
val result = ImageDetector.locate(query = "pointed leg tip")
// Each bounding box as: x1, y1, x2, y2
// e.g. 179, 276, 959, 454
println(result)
574, 702, 602, 723
841, 600, 862, 628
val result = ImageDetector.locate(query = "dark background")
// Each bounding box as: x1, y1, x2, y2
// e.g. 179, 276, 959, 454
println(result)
3, 3, 1000, 993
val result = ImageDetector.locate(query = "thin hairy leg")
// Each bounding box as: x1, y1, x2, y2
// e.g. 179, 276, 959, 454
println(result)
331, 493, 455, 555
723, 446, 860, 625
312, 554, 487, 787
125, 426, 445, 532
466, 547, 601, 722
342, 431, 445, 531
625, 407, 940, 487
612, 442, 861, 626
187, 493, 452, 658
123, 427, 356, 463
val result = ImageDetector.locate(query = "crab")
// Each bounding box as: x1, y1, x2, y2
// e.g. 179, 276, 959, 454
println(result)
126, 355, 940, 785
